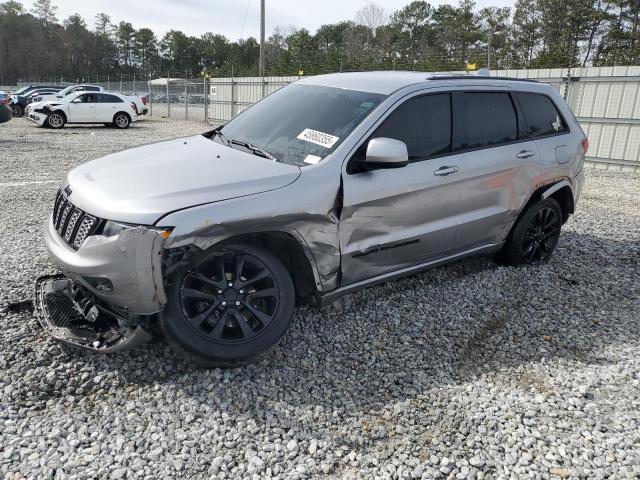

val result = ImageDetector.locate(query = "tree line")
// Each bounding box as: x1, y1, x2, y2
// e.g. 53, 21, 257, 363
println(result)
0, 0, 639, 84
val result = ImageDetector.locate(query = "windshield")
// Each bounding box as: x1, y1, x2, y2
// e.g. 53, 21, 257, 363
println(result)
218, 84, 386, 166
14, 86, 31, 95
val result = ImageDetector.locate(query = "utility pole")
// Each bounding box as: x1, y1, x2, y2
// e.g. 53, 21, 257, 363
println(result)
487, 32, 491, 70
259, 0, 266, 77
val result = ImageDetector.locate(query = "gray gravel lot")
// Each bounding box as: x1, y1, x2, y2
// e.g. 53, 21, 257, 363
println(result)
1, 117, 639, 479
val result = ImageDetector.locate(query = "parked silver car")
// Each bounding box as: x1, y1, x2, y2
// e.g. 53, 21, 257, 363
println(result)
36, 71, 587, 366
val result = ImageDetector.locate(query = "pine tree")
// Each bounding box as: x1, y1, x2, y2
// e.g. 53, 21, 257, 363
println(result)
30, 0, 57, 24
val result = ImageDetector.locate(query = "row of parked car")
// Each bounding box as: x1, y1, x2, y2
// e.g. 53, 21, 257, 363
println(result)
4, 84, 149, 128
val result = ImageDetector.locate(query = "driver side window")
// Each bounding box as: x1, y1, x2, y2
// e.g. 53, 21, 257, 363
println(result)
374, 93, 452, 161
349, 93, 452, 173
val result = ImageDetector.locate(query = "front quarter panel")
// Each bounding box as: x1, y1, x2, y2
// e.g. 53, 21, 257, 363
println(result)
157, 165, 343, 292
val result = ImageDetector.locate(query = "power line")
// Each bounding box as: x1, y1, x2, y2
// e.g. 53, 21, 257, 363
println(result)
239, 0, 253, 39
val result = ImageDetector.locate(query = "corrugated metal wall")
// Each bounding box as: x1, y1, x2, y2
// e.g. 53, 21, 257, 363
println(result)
492, 66, 640, 171
209, 68, 640, 171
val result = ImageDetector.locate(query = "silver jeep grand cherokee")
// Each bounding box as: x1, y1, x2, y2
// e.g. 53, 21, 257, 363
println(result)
36, 71, 586, 366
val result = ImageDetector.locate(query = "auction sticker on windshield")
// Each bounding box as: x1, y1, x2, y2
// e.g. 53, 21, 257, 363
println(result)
297, 128, 339, 148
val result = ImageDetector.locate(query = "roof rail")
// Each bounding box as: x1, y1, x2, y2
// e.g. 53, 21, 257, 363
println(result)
425, 73, 539, 83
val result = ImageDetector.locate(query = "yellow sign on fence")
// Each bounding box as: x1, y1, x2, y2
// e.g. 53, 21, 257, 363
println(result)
467, 63, 477, 71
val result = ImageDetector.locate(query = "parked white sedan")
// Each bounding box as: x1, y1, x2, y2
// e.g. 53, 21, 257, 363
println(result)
27, 91, 138, 129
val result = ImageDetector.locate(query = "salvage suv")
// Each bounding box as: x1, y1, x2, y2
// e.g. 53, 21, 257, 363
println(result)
36, 71, 586, 366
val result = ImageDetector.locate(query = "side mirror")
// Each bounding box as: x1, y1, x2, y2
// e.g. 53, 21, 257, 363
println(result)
364, 137, 409, 169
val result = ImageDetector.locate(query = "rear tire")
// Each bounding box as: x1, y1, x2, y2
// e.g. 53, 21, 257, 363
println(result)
11, 104, 23, 117
161, 243, 295, 367
46, 112, 66, 129
500, 198, 563, 266
113, 112, 130, 129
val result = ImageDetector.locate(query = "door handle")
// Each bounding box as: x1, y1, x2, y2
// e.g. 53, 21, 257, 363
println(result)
516, 150, 536, 159
434, 166, 459, 176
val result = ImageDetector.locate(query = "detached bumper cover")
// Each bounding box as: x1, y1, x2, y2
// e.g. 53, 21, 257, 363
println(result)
44, 216, 167, 315
27, 111, 47, 126
34, 275, 152, 352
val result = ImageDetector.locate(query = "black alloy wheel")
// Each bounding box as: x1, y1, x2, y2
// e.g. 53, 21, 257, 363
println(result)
521, 205, 560, 265
500, 197, 563, 266
161, 244, 295, 366
180, 250, 279, 343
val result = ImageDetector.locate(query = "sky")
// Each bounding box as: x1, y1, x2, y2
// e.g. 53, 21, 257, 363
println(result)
32, 0, 516, 40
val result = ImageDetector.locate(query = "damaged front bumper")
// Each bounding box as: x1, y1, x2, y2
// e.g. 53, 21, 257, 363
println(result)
34, 275, 152, 352
43, 215, 167, 315
27, 111, 47, 126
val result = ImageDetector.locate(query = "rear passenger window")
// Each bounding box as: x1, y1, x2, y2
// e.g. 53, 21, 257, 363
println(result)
453, 92, 518, 151
373, 94, 451, 160
517, 93, 568, 138
99, 94, 123, 103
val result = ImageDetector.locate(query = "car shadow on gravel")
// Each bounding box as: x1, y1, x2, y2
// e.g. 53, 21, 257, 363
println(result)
11, 230, 638, 420
21, 231, 640, 404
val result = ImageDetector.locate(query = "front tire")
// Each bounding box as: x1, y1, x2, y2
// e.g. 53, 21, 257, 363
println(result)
46, 112, 66, 129
501, 198, 563, 266
161, 244, 295, 367
113, 112, 131, 129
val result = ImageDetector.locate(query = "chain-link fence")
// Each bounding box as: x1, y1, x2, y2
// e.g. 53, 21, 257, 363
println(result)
13, 66, 640, 171
15, 72, 211, 123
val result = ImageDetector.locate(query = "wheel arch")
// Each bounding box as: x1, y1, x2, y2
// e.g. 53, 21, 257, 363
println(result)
218, 231, 321, 304
165, 230, 323, 305
541, 181, 574, 223
520, 180, 575, 224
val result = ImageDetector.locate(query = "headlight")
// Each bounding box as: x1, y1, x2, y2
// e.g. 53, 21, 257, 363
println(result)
101, 221, 173, 239
101, 221, 131, 237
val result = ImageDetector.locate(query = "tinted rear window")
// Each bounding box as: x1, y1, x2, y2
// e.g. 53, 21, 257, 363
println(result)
100, 94, 123, 103
453, 92, 518, 151
517, 92, 568, 138
374, 93, 451, 160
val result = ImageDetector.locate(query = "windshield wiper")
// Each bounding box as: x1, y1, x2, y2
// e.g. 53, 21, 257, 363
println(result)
210, 127, 275, 160
210, 127, 231, 146
229, 139, 275, 160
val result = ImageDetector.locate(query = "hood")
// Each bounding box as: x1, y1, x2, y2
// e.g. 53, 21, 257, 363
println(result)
40, 100, 63, 108
66, 135, 301, 225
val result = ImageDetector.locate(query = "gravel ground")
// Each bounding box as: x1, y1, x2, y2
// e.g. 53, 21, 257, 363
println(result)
1, 117, 639, 480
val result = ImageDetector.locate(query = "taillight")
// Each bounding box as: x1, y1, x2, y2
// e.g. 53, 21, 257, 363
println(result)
142, 96, 148, 105
581, 137, 589, 154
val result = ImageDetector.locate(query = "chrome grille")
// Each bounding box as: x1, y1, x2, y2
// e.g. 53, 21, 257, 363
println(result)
57, 203, 72, 235
52, 190, 102, 250
64, 210, 82, 242
74, 215, 97, 248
